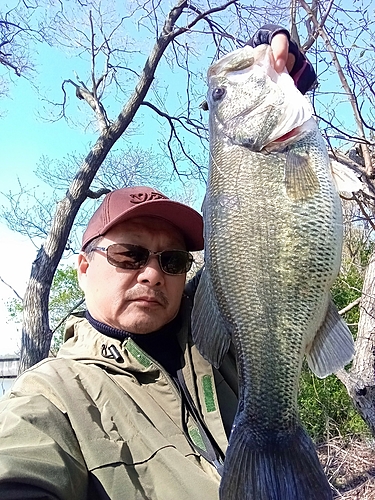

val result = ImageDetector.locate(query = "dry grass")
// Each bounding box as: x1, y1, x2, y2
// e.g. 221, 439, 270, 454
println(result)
317, 437, 375, 499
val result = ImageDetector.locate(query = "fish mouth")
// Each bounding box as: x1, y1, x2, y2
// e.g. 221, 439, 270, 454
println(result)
229, 121, 312, 153
262, 118, 316, 151
232, 127, 300, 152
273, 127, 300, 143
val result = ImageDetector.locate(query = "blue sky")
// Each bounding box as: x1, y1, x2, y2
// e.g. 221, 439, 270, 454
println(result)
0, 49, 83, 354
0, 4, 211, 354
0, 38, 102, 355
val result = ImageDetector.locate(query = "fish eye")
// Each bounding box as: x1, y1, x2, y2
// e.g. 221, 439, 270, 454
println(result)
212, 87, 226, 101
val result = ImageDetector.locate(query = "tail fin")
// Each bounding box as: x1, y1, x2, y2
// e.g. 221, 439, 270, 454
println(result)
220, 422, 332, 500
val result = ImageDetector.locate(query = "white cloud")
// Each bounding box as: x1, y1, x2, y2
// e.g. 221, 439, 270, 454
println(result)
0, 224, 39, 356
0, 224, 79, 356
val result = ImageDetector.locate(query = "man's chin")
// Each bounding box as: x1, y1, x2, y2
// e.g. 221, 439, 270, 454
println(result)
117, 313, 167, 335
113, 302, 179, 334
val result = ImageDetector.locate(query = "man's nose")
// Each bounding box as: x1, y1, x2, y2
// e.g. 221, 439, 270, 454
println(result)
136, 255, 165, 287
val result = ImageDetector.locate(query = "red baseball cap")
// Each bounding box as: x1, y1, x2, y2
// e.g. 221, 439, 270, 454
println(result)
81, 186, 204, 251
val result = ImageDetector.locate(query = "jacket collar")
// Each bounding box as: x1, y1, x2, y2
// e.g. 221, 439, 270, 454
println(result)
59, 296, 191, 375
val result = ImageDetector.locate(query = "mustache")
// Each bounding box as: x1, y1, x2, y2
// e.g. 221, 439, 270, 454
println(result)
125, 287, 169, 307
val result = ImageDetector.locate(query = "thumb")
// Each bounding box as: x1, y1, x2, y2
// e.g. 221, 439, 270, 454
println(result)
271, 33, 289, 73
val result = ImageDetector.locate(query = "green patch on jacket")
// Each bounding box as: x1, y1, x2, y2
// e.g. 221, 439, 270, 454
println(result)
189, 427, 207, 452
126, 340, 153, 368
202, 375, 216, 413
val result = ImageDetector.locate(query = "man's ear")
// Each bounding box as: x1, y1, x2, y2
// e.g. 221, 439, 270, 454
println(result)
77, 252, 89, 290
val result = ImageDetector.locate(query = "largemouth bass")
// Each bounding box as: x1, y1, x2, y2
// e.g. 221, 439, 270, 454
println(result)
192, 44, 355, 500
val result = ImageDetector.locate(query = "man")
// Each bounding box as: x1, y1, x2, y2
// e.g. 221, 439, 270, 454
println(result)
0, 28, 316, 500
0, 186, 238, 500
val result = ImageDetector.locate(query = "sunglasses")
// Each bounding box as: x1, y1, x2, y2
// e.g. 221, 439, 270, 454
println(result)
91, 243, 194, 275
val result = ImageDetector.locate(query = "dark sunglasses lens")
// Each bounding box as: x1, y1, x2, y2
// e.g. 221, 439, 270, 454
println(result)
107, 244, 149, 269
160, 251, 193, 275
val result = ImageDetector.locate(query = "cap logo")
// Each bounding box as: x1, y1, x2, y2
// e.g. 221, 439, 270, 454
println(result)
129, 191, 168, 204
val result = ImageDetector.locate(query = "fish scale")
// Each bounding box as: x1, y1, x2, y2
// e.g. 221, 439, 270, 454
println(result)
192, 44, 354, 500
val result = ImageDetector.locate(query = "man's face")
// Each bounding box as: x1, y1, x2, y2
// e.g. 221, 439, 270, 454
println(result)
78, 217, 187, 333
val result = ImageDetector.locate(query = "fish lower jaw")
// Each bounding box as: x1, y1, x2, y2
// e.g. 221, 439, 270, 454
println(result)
264, 117, 316, 151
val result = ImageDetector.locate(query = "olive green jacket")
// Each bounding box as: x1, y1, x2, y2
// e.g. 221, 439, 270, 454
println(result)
0, 296, 238, 499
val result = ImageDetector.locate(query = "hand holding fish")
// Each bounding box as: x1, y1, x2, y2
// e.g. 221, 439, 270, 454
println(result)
270, 32, 295, 73
249, 24, 317, 94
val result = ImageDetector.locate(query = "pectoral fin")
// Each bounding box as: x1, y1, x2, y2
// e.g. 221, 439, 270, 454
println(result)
191, 268, 232, 368
285, 150, 320, 201
306, 299, 355, 378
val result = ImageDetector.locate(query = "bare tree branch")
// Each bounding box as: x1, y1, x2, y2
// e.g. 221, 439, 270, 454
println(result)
51, 298, 85, 335
339, 297, 361, 316
299, 0, 373, 176
0, 276, 23, 302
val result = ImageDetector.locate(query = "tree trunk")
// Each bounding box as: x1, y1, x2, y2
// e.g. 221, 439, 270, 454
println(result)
19, 0, 237, 372
20, 140, 116, 372
336, 250, 375, 436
